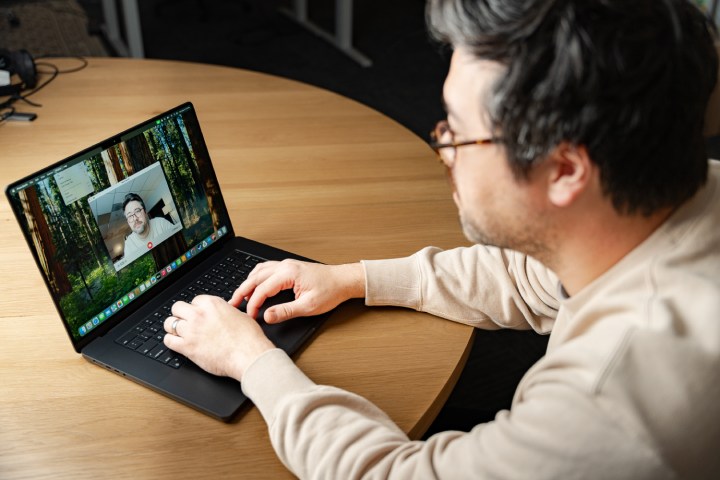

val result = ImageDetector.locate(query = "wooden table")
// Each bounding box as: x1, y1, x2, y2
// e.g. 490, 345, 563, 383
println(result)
0, 58, 473, 479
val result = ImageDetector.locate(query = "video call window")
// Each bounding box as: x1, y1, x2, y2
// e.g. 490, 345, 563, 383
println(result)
88, 162, 182, 271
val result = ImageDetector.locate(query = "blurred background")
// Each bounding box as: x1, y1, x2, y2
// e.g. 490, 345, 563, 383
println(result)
0, 0, 450, 139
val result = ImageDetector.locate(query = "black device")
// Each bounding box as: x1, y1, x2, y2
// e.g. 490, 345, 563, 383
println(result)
6, 111, 36, 121
0, 48, 37, 96
5, 103, 329, 421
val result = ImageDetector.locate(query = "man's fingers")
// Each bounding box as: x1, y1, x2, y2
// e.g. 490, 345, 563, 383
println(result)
264, 303, 294, 324
162, 317, 188, 356
234, 276, 259, 302
231, 261, 279, 307
263, 295, 317, 324
163, 330, 186, 353
170, 300, 194, 318
228, 288, 246, 307
164, 315, 184, 336
245, 270, 295, 318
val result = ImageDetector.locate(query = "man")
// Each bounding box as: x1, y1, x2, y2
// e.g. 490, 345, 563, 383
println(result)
122, 192, 175, 260
164, 0, 720, 477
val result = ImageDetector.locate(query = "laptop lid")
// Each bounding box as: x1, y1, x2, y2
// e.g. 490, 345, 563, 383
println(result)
5, 102, 234, 353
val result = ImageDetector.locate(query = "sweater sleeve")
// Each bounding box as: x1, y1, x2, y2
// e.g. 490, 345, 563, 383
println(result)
242, 349, 670, 480
362, 245, 559, 333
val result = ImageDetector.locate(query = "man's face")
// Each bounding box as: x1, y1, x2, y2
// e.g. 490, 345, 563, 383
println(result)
124, 200, 148, 236
442, 48, 550, 256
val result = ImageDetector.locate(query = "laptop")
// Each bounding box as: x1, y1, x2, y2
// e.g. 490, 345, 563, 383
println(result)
5, 102, 328, 421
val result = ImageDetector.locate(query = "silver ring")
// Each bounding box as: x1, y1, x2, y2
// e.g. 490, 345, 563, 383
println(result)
171, 317, 182, 336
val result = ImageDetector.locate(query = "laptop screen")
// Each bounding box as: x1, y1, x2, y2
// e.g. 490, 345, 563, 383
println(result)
6, 103, 232, 345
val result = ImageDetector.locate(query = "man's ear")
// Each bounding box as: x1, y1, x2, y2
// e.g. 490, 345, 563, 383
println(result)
545, 143, 593, 208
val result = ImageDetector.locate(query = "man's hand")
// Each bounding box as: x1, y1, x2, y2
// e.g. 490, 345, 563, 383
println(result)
163, 295, 275, 381
230, 260, 366, 323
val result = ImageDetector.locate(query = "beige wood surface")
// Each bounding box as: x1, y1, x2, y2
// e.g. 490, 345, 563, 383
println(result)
0, 58, 473, 479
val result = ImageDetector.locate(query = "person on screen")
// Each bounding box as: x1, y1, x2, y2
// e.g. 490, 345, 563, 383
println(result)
162, 0, 720, 478
122, 193, 175, 259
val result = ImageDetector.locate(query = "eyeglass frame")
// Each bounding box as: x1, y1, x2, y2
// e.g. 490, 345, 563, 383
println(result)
125, 207, 145, 221
429, 120, 503, 165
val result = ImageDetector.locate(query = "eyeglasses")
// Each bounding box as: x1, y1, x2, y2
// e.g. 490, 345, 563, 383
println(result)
429, 120, 502, 166
125, 207, 144, 221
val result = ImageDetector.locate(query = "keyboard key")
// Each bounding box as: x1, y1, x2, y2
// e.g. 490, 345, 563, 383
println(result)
139, 329, 155, 340
138, 339, 158, 355
117, 330, 138, 346
169, 356, 183, 369
158, 351, 174, 364
148, 343, 167, 359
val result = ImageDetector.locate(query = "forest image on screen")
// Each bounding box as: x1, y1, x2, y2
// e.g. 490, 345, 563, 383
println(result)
10, 110, 227, 340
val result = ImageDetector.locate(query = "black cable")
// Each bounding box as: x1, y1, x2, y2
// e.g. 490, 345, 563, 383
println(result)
35, 55, 89, 73
18, 62, 59, 106
0, 56, 88, 122
23, 56, 89, 100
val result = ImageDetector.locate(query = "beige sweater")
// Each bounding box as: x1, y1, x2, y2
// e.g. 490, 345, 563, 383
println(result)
242, 160, 720, 479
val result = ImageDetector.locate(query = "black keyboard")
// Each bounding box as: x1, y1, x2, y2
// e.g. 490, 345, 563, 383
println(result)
115, 250, 264, 368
